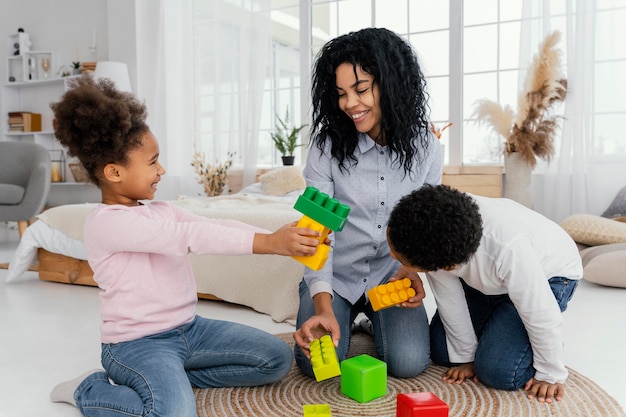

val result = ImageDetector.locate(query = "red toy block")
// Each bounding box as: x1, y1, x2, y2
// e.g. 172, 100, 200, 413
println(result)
396, 392, 448, 417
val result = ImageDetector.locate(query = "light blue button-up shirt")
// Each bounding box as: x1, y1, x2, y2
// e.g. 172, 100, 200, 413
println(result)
303, 131, 443, 304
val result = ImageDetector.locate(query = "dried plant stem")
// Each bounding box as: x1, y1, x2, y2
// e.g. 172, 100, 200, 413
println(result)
191, 150, 235, 197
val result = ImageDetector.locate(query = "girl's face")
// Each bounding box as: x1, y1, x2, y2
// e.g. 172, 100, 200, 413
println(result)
335, 62, 382, 141
104, 131, 166, 206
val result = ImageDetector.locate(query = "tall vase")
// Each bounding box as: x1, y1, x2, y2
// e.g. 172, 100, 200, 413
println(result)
504, 152, 533, 208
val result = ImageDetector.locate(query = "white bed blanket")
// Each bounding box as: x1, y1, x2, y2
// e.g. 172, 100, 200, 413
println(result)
7, 193, 305, 324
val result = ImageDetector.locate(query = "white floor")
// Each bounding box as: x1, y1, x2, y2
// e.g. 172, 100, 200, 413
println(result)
1, 222, 624, 417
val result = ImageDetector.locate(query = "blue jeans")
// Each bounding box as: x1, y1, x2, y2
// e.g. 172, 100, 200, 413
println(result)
74, 316, 293, 417
294, 279, 430, 378
430, 276, 578, 390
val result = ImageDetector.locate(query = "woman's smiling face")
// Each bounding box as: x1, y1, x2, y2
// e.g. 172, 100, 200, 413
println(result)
335, 62, 382, 141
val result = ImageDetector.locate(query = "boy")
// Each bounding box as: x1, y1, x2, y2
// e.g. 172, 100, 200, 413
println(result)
387, 184, 582, 404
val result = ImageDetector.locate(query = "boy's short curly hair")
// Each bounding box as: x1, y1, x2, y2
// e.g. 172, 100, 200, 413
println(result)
388, 184, 483, 270
50, 75, 148, 185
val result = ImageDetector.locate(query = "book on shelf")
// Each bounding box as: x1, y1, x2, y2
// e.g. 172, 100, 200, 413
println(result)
6, 112, 42, 132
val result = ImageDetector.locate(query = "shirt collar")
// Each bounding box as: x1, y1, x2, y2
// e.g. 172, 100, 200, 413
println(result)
357, 132, 382, 154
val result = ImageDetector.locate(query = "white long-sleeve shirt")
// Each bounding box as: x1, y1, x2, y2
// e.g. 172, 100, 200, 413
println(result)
84, 201, 267, 344
426, 195, 583, 384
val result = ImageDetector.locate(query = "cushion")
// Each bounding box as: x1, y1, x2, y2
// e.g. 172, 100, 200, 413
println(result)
259, 166, 306, 196
0, 184, 25, 204
579, 243, 626, 288
560, 214, 626, 246
602, 186, 626, 218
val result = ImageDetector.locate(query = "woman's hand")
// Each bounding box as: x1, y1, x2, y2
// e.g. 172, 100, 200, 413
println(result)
293, 313, 340, 358
524, 377, 565, 403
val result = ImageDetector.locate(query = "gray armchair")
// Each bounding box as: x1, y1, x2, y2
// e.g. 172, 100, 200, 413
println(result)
0, 141, 51, 237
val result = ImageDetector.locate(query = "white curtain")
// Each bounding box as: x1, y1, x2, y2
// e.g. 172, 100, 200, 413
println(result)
134, 0, 271, 199
527, 0, 626, 222
135, 0, 197, 199
192, 0, 272, 187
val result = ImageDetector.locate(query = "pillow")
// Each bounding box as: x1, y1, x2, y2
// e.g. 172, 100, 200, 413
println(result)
601, 186, 626, 218
580, 243, 626, 288
259, 166, 306, 196
560, 214, 626, 246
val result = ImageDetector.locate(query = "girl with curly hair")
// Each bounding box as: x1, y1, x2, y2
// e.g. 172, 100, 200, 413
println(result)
48, 76, 324, 417
387, 184, 581, 404
293, 27, 442, 378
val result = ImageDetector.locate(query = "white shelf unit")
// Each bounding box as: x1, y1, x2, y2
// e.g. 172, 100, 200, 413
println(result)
7, 51, 54, 82
1, 75, 100, 205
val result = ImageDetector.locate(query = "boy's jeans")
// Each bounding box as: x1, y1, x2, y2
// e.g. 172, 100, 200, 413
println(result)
74, 316, 292, 417
430, 276, 578, 390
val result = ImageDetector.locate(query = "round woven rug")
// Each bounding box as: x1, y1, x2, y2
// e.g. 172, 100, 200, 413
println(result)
194, 332, 625, 417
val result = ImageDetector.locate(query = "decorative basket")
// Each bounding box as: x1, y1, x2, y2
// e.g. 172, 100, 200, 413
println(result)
69, 162, 90, 183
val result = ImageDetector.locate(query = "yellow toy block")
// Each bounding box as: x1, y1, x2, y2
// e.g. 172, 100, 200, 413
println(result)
309, 335, 341, 382
292, 187, 351, 271
292, 215, 331, 271
303, 404, 332, 417
367, 278, 416, 311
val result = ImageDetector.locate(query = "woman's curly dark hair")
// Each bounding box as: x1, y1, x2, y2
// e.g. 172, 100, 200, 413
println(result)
50, 75, 148, 186
310, 27, 431, 175
388, 185, 483, 270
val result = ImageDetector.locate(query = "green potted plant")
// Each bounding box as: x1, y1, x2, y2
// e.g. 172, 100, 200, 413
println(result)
270, 107, 307, 166
71, 61, 82, 75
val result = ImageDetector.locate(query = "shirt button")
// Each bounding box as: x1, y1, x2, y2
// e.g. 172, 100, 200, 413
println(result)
379, 150, 384, 155
363, 278, 367, 282
381, 201, 385, 205
377, 224, 382, 228
380, 176, 384, 180
373, 245, 377, 250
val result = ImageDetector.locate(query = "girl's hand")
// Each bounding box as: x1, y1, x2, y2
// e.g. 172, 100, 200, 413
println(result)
442, 363, 478, 384
253, 222, 322, 256
524, 377, 565, 403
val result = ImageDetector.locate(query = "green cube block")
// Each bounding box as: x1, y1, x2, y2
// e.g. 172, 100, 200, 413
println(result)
340, 354, 387, 403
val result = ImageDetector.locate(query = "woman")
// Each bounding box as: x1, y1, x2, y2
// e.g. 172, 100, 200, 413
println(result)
293, 27, 443, 378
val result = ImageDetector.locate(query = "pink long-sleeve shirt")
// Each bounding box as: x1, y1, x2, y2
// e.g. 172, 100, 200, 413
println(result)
83, 201, 266, 344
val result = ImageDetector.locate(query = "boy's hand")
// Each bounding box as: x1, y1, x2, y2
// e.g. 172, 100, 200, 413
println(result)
524, 377, 565, 403
442, 363, 478, 384
390, 266, 426, 308
253, 222, 322, 256
293, 313, 340, 358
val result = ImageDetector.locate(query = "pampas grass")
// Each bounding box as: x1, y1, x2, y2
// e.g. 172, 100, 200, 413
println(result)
473, 30, 567, 167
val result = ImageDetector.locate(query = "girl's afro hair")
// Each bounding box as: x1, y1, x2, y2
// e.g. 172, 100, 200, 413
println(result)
50, 75, 148, 185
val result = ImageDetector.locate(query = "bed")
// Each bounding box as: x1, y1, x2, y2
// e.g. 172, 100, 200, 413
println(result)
6, 166, 307, 324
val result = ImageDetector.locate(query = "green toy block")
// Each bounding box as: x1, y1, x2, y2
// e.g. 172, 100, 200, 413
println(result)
303, 404, 332, 416
310, 335, 341, 382
340, 354, 387, 403
294, 186, 351, 231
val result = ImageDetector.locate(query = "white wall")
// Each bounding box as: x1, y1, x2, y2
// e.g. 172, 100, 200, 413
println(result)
0, 0, 110, 84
